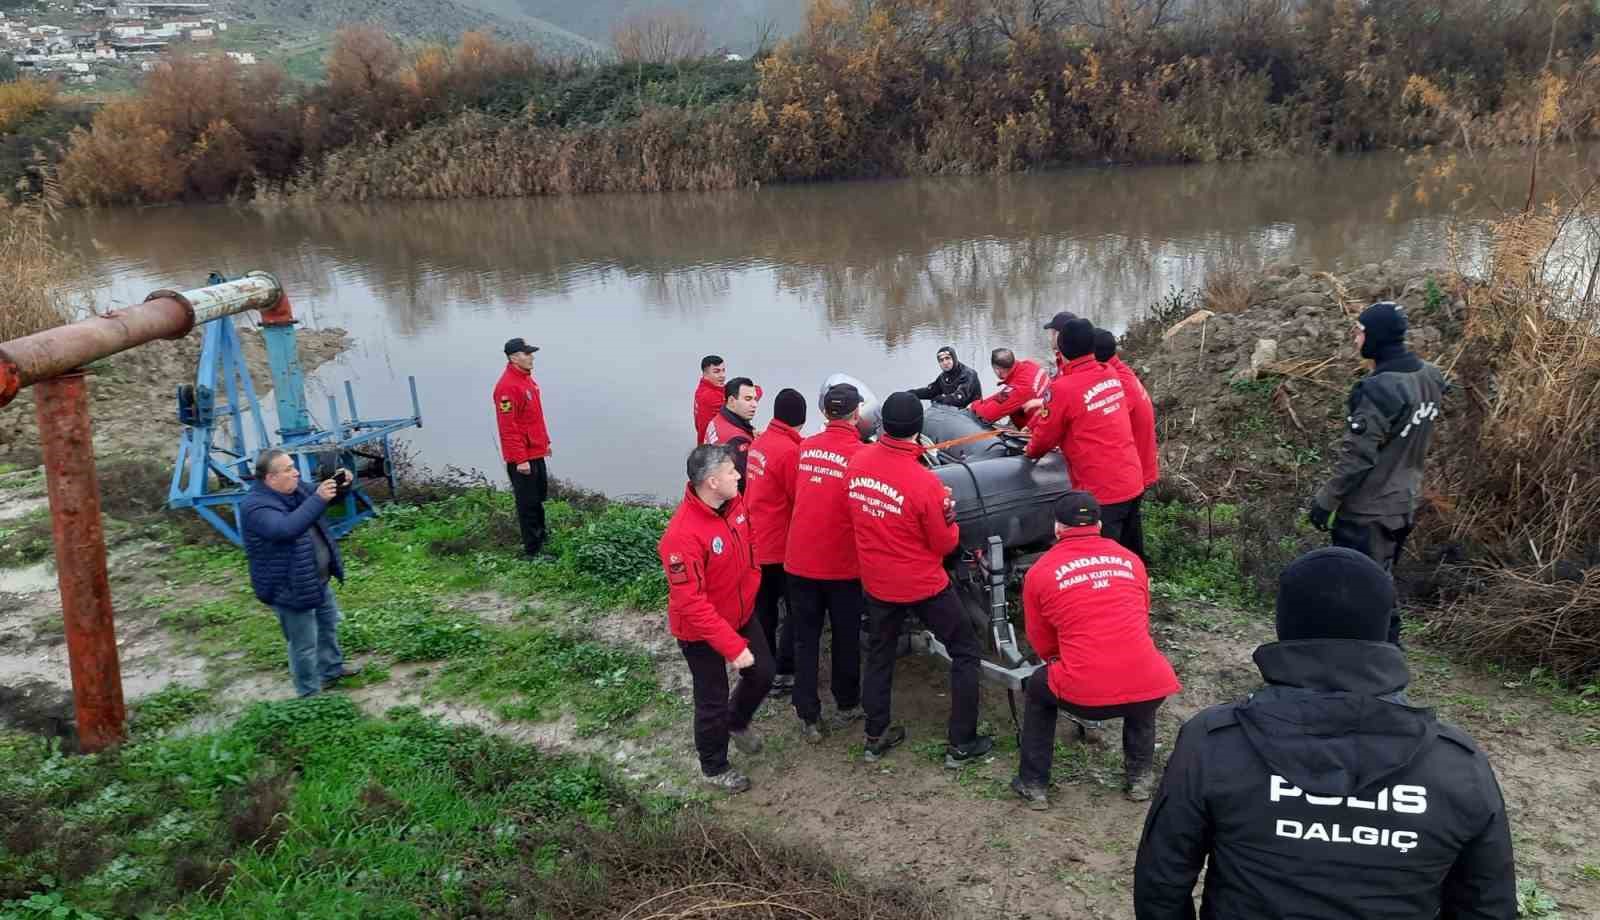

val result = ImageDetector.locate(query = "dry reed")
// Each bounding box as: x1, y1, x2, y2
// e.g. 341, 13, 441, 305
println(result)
0, 175, 78, 343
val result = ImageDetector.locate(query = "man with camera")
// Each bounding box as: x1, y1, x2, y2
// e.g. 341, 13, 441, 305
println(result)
242, 449, 362, 697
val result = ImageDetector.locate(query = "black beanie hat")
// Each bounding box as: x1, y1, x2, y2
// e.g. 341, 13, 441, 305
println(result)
1275, 547, 1395, 642
1093, 329, 1117, 363
1058, 318, 1097, 361
1358, 301, 1408, 360
774, 388, 807, 427
880, 391, 924, 439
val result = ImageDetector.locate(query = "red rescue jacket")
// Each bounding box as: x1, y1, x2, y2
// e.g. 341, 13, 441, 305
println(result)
785, 420, 867, 580
1023, 528, 1180, 707
659, 485, 761, 661
746, 420, 803, 566
1109, 355, 1159, 488
846, 436, 959, 603
693, 378, 723, 444
1024, 355, 1143, 505
971, 359, 1047, 429
493, 363, 550, 464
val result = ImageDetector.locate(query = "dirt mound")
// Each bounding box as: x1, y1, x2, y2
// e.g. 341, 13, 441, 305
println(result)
0, 325, 350, 468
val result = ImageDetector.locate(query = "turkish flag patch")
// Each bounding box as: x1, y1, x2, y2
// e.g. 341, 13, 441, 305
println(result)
667, 553, 689, 584
498, 398, 513, 413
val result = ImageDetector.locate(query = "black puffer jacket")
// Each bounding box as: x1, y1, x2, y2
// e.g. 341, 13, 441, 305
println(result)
1134, 640, 1516, 920
911, 362, 982, 409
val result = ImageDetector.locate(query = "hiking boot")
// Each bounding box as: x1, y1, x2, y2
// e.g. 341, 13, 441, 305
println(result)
945, 735, 995, 770
863, 725, 907, 763
798, 719, 824, 745
832, 705, 864, 728
730, 727, 763, 755
1125, 771, 1156, 802
1010, 776, 1050, 811
701, 768, 751, 794
769, 674, 795, 698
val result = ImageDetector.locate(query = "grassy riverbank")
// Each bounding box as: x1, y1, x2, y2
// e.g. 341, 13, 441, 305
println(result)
5, 0, 1592, 204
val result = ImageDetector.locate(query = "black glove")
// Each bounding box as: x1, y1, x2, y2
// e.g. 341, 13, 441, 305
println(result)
1307, 500, 1333, 532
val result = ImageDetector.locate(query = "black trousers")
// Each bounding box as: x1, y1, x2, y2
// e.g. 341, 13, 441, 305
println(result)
754, 564, 795, 677
505, 459, 548, 555
679, 616, 774, 777
786, 574, 864, 723
1018, 672, 1164, 785
1100, 497, 1142, 557
1331, 516, 1414, 645
862, 584, 981, 747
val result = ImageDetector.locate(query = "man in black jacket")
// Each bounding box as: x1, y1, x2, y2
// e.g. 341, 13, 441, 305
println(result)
911, 346, 981, 409
1133, 548, 1516, 920
1308, 301, 1447, 643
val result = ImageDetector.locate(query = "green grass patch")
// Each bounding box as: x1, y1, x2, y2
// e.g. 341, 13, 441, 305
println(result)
0, 698, 631, 918
128, 686, 214, 736
1144, 501, 1264, 609
434, 628, 661, 735
0, 508, 53, 569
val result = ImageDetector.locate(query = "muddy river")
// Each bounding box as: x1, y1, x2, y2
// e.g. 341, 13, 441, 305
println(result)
57, 149, 1574, 498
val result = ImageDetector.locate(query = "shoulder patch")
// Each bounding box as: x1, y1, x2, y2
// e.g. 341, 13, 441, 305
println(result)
666, 552, 689, 585
498, 397, 513, 413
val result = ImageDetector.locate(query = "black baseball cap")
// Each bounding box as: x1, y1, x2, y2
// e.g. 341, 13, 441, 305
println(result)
1053, 491, 1101, 527
503, 337, 539, 355
1043, 311, 1078, 332
823, 383, 864, 417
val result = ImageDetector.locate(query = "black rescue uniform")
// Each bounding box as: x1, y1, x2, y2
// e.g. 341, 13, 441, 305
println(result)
1133, 639, 1516, 920
1315, 350, 1446, 639
911, 360, 982, 409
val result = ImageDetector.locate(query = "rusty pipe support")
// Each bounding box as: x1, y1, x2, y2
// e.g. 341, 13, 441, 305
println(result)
0, 272, 281, 409
35, 372, 126, 752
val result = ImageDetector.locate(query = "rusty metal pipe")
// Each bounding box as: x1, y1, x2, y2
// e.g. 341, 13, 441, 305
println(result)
0, 272, 281, 408
35, 372, 126, 752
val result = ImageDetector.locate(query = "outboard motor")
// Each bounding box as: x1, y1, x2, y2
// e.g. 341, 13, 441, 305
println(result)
818, 373, 881, 440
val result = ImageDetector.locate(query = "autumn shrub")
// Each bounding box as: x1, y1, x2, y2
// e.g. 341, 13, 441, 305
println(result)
0, 80, 55, 135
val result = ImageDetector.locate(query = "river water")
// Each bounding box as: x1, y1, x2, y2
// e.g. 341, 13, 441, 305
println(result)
57, 149, 1571, 499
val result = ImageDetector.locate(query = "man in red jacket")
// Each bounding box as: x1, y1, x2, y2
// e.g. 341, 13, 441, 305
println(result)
1025, 319, 1144, 552
746, 389, 807, 696
694, 355, 726, 444
659, 443, 772, 794
1095, 329, 1158, 560
970, 348, 1048, 430
847, 392, 991, 766
784, 383, 870, 741
493, 338, 552, 557
1012, 491, 1180, 810
704, 377, 761, 491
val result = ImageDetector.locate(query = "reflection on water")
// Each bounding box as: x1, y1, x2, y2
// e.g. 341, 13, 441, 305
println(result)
58, 149, 1572, 498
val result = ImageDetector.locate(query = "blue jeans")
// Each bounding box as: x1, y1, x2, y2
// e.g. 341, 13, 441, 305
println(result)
272, 585, 346, 697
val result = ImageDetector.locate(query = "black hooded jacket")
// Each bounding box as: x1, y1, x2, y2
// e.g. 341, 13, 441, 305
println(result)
1134, 640, 1516, 920
911, 361, 982, 409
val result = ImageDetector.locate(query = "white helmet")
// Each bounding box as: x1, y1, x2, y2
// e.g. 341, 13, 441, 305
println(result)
818, 373, 880, 440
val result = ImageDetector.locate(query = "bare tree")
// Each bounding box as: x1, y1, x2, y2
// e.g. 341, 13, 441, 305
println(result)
612, 8, 710, 64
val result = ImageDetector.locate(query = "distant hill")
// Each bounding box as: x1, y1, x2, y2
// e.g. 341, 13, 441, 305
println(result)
219, 0, 605, 57
482, 0, 804, 52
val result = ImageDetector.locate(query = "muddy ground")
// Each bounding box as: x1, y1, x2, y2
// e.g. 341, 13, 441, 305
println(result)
1, 457, 1596, 917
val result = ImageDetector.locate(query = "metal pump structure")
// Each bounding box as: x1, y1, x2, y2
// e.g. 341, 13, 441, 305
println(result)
167, 272, 421, 545
0, 272, 416, 751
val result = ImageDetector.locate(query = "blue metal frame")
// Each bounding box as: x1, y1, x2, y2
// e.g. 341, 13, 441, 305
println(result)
167, 279, 423, 547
